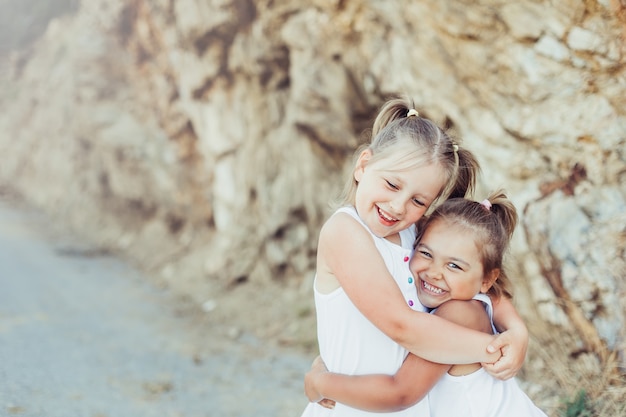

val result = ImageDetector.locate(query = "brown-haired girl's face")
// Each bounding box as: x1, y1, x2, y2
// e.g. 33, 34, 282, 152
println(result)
410, 220, 491, 309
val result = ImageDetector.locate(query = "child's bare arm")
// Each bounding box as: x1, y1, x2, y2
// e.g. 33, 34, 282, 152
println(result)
304, 300, 492, 412
320, 214, 500, 365
305, 354, 448, 412
482, 296, 529, 380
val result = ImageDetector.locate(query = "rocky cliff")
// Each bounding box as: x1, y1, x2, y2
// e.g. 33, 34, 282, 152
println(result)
1, 0, 624, 414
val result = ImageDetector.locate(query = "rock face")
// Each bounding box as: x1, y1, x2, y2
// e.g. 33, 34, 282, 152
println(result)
1, 0, 624, 393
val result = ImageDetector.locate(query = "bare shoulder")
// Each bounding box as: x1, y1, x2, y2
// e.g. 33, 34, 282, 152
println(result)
318, 211, 374, 254
433, 299, 493, 335
316, 211, 372, 293
320, 211, 364, 239
316, 210, 390, 295
435, 300, 493, 375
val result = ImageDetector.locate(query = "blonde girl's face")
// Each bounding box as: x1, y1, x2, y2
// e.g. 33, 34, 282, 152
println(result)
410, 220, 495, 309
353, 149, 446, 241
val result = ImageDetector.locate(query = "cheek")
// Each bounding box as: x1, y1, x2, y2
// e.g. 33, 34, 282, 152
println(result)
409, 257, 424, 275
406, 206, 427, 223
455, 279, 482, 297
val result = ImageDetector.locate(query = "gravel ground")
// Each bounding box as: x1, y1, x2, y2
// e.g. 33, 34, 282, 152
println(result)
0, 199, 312, 417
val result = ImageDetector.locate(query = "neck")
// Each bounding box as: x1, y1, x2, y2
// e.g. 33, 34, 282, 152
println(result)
384, 232, 401, 245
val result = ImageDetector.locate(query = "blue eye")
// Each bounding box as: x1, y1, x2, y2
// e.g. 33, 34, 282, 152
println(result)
448, 262, 462, 271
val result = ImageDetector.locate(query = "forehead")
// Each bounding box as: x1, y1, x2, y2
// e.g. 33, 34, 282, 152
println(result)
372, 144, 433, 170
420, 221, 481, 259
374, 157, 446, 198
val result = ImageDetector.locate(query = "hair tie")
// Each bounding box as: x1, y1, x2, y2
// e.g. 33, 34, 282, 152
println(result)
407, 109, 419, 118
480, 199, 492, 211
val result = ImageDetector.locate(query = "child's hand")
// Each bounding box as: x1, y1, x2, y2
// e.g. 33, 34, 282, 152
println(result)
483, 325, 529, 380
317, 398, 336, 409
304, 355, 334, 406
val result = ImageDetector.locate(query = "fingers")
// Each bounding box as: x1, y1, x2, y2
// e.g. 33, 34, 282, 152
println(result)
318, 398, 336, 409
304, 369, 323, 402
484, 326, 529, 380
487, 332, 511, 353
482, 349, 519, 380
482, 361, 512, 380
305, 355, 329, 403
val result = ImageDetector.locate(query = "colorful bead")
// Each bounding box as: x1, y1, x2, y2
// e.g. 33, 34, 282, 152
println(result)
404, 256, 409, 262
408, 277, 413, 284
408, 300, 414, 307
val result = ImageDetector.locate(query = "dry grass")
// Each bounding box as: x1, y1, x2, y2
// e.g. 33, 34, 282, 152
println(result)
522, 318, 625, 417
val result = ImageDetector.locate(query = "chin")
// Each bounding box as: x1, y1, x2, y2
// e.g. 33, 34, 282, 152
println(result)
420, 298, 444, 310
417, 298, 435, 310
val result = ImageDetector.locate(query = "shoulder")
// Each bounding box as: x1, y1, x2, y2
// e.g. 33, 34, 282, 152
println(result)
319, 210, 369, 245
436, 300, 492, 375
317, 210, 378, 265
433, 299, 493, 334
317, 210, 389, 277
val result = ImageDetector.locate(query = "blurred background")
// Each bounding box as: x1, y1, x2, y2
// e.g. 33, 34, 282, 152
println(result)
0, 0, 624, 416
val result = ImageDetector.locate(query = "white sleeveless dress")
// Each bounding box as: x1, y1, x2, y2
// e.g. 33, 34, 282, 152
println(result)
428, 293, 548, 417
301, 206, 430, 417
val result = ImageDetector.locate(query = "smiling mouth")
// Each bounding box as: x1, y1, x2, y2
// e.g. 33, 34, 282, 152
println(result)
421, 279, 444, 295
377, 206, 398, 223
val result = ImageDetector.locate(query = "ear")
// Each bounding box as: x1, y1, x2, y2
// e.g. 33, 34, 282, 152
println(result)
354, 149, 372, 183
480, 268, 500, 293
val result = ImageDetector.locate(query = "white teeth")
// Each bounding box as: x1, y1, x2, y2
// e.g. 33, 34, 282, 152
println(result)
378, 207, 397, 222
423, 281, 443, 294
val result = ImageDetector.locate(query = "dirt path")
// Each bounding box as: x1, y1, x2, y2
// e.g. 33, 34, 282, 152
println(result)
0, 198, 312, 417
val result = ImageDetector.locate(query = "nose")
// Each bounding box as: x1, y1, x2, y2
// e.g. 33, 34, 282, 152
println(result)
389, 196, 407, 215
426, 264, 443, 280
